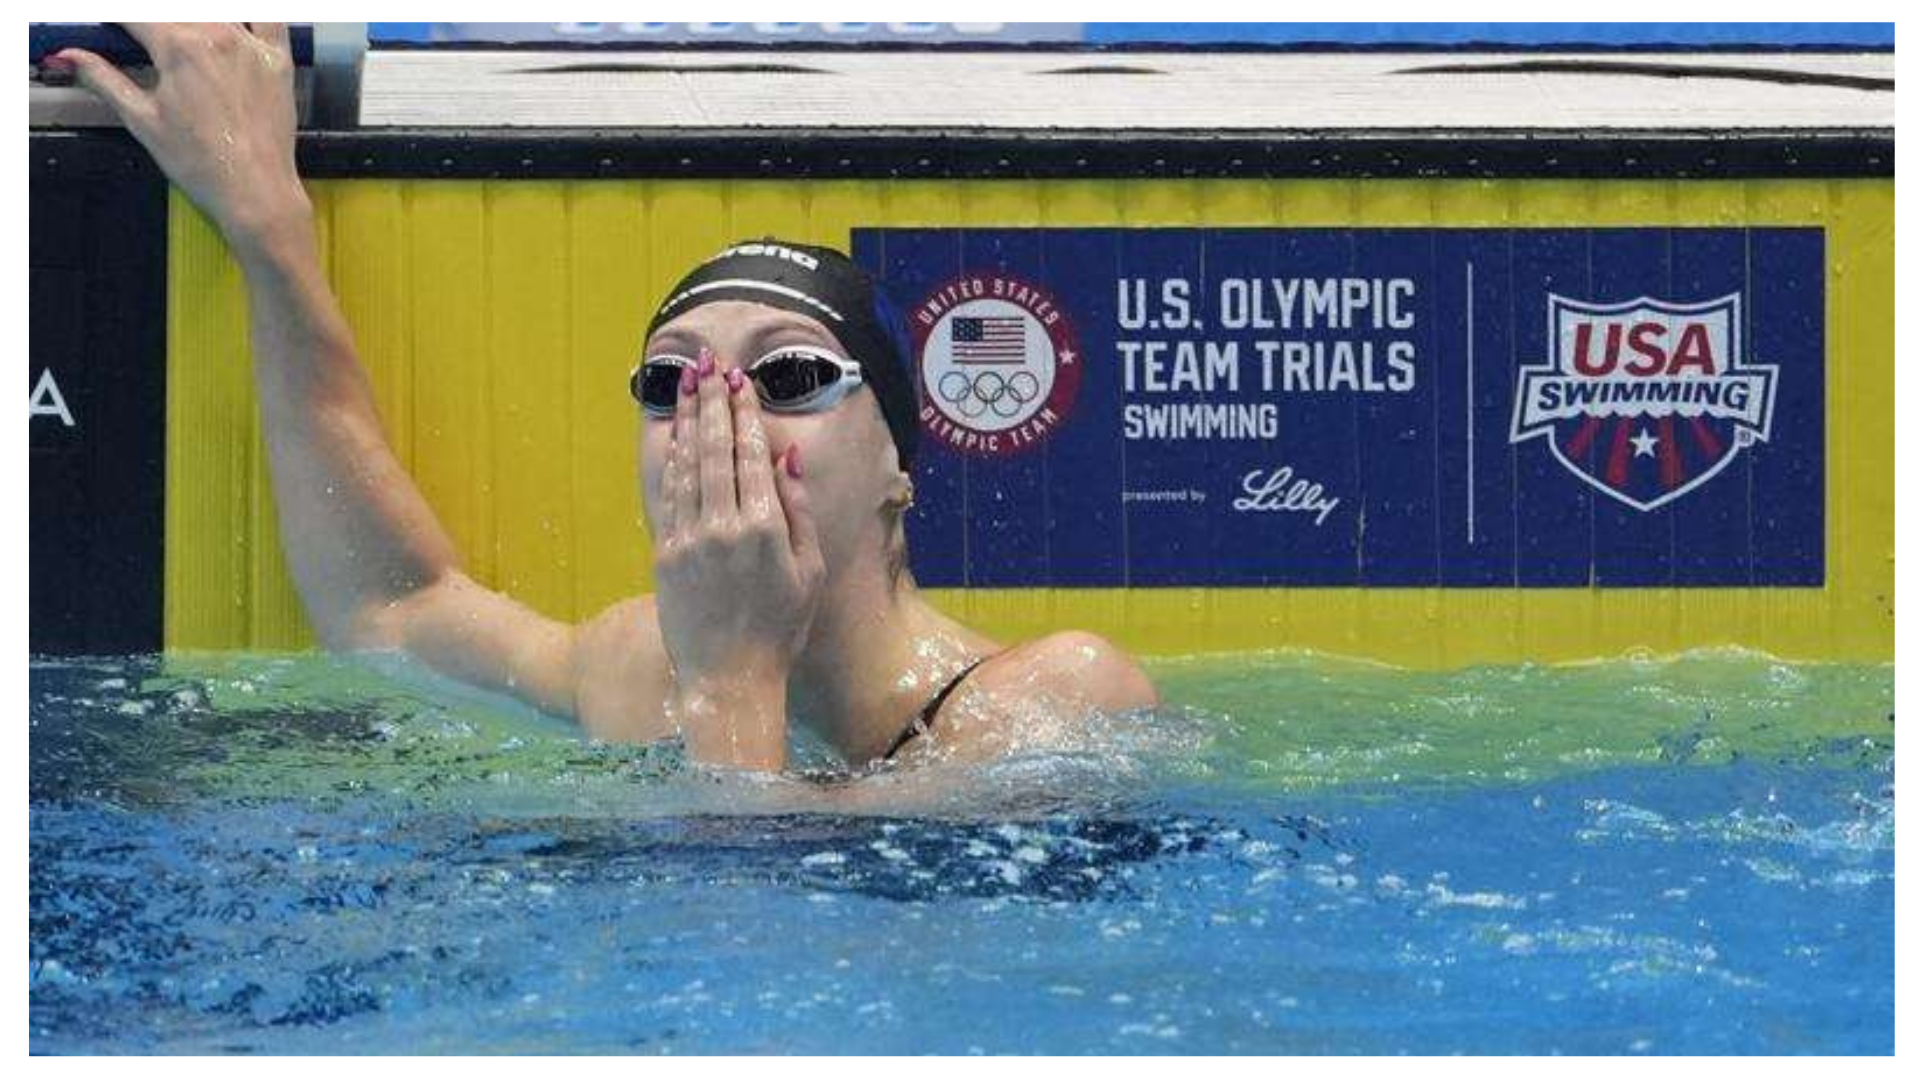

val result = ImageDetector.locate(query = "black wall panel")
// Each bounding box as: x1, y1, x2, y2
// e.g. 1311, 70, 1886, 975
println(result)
29, 133, 168, 654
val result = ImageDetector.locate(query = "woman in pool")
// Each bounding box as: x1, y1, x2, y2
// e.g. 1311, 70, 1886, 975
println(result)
54, 23, 1158, 774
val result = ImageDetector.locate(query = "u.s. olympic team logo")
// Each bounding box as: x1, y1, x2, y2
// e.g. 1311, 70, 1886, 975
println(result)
910, 272, 1081, 457
1511, 293, 1777, 512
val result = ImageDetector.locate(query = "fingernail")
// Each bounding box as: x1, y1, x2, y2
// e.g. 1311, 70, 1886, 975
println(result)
679, 367, 698, 395
785, 445, 803, 479
698, 355, 715, 379
39, 54, 75, 81
725, 367, 745, 394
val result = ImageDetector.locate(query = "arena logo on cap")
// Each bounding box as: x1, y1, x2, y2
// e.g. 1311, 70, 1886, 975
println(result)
1511, 293, 1777, 512
712, 241, 819, 270
910, 273, 1082, 456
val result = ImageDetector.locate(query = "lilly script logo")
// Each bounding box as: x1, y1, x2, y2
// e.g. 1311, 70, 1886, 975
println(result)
1232, 466, 1341, 526
1511, 294, 1777, 512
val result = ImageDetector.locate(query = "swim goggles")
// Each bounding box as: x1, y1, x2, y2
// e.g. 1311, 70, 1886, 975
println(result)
631, 344, 866, 420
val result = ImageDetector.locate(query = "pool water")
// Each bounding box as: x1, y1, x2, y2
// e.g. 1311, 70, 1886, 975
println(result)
29, 650, 1893, 1054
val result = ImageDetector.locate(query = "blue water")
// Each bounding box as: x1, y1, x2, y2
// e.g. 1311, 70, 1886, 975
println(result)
29, 651, 1893, 1054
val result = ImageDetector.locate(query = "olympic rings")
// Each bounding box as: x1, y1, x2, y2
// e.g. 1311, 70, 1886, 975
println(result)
933, 366, 1045, 420
938, 371, 971, 404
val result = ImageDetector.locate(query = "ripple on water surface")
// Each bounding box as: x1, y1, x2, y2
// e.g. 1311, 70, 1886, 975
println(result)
28, 650, 1893, 1053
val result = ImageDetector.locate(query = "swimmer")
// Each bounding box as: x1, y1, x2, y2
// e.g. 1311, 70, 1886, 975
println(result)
54, 23, 1159, 774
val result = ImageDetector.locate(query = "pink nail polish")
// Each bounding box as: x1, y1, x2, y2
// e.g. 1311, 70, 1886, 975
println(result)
785, 445, 803, 479
679, 367, 698, 395
698, 355, 716, 379
725, 368, 745, 394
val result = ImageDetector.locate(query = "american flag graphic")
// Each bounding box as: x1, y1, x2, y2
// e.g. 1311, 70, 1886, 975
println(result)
951, 315, 1028, 365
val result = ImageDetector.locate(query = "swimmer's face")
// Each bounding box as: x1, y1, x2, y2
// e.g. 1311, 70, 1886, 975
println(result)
638, 299, 904, 572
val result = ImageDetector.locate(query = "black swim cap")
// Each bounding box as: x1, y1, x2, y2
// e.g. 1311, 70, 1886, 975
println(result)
646, 238, 919, 468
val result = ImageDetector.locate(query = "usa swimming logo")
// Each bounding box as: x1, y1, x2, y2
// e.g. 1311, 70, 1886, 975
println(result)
1511, 294, 1777, 512
910, 272, 1082, 457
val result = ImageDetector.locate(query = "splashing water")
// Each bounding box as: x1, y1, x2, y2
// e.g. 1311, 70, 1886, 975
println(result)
29, 649, 1892, 1053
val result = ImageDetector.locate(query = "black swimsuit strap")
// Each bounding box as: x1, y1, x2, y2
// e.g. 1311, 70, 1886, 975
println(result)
880, 654, 994, 761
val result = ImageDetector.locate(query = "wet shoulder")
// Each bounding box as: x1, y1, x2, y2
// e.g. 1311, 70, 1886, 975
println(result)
902, 630, 1160, 764
572, 593, 674, 743
970, 630, 1161, 714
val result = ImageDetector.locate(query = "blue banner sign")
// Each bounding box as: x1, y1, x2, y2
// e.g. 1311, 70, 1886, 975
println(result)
368, 23, 1893, 47
853, 227, 1825, 589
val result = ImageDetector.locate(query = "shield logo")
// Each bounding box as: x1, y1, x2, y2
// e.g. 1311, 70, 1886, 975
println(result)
1511, 294, 1777, 512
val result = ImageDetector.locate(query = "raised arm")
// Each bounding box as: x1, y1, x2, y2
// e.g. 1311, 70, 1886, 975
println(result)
52, 24, 587, 719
